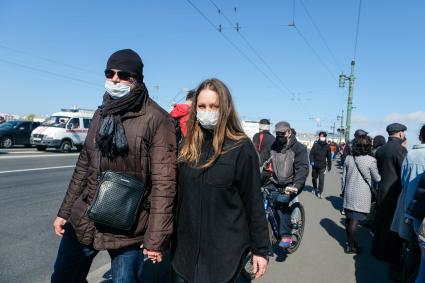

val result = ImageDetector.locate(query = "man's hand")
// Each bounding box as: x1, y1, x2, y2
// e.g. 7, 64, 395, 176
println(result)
252, 255, 268, 279
284, 186, 298, 194
53, 217, 67, 237
142, 247, 163, 264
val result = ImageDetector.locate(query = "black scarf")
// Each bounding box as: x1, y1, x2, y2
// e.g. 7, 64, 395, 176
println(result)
96, 83, 147, 160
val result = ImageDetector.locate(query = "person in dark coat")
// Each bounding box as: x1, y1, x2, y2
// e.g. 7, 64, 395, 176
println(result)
51, 49, 177, 282
371, 123, 408, 279
309, 131, 332, 198
372, 135, 386, 157
252, 118, 275, 165
172, 78, 269, 283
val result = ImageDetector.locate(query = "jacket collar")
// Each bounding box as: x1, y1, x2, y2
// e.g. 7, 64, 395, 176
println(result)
388, 136, 403, 145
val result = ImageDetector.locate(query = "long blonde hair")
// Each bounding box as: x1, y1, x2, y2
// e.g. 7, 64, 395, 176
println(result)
178, 78, 247, 168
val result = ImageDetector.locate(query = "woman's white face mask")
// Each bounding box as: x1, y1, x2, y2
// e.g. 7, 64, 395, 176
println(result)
197, 111, 219, 130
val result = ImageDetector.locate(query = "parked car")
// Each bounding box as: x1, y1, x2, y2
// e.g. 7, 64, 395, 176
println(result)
31, 108, 94, 152
0, 120, 41, 148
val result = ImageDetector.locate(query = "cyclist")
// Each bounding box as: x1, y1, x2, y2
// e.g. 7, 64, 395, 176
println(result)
263, 121, 309, 249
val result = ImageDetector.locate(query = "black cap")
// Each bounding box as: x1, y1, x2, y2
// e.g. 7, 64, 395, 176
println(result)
259, 119, 271, 125
106, 49, 144, 82
386, 123, 407, 134
354, 129, 368, 138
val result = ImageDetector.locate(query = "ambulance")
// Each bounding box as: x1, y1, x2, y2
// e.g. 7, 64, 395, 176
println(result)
31, 108, 95, 152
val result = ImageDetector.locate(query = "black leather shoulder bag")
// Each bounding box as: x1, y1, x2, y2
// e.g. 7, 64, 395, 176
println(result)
87, 152, 148, 231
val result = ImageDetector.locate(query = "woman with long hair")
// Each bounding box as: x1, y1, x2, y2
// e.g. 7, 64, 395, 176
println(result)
342, 135, 381, 254
171, 78, 269, 283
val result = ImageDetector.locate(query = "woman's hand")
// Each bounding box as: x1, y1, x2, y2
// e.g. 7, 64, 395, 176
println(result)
142, 247, 163, 264
53, 217, 67, 237
252, 255, 268, 279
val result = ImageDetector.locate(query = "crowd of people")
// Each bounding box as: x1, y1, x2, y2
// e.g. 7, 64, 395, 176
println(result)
339, 124, 425, 282
48, 48, 425, 283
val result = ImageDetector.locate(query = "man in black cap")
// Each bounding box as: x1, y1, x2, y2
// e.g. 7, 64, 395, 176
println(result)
51, 49, 176, 282
253, 118, 275, 164
371, 122, 408, 279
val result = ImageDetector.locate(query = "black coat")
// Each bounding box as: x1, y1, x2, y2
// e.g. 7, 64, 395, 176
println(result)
253, 130, 275, 165
172, 133, 269, 283
375, 137, 408, 213
309, 141, 332, 170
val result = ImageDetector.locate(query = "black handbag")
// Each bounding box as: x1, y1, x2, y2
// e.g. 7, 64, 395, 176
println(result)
87, 153, 148, 231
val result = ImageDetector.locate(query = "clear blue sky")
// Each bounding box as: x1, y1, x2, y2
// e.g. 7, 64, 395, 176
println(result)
1, 0, 424, 140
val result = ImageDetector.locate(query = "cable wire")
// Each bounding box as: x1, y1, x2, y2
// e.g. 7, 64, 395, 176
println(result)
185, 0, 293, 98
293, 26, 336, 80
299, 0, 343, 71
353, 0, 363, 60
208, 0, 295, 96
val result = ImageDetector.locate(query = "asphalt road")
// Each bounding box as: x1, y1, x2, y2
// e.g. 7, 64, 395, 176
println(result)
0, 148, 393, 283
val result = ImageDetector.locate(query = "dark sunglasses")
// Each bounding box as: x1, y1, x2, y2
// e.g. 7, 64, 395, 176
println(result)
104, 69, 133, 81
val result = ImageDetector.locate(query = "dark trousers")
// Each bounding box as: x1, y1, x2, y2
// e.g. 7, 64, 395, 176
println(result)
312, 167, 326, 194
51, 224, 145, 283
265, 184, 293, 237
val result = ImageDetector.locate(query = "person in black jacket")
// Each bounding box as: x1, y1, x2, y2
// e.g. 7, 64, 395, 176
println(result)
172, 78, 269, 283
371, 123, 408, 279
263, 121, 309, 249
252, 119, 275, 165
309, 131, 332, 198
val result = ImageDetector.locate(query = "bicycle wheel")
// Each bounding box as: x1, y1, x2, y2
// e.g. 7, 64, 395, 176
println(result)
286, 202, 305, 254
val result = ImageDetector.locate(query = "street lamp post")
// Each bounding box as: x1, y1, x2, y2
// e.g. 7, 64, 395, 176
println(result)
339, 60, 356, 143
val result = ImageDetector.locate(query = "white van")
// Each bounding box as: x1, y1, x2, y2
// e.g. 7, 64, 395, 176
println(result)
31, 108, 95, 152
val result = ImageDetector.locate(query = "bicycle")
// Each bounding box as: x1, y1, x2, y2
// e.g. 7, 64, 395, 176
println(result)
242, 182, 305, 279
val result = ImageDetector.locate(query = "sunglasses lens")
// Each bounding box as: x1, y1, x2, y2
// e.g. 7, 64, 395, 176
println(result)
104, 69, 115, 79
117, 71, 132, 81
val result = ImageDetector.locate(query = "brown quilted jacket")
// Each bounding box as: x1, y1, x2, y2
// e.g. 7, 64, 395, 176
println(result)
57, 95, 176, 251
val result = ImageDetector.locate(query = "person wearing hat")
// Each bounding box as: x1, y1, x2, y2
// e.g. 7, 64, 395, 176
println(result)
51, 49, 177, 282
342, 129, 368, 161
264, 121, 309, 249
309, 131, 332, 198
253, 118, 276, 164
371, 122, 408, 279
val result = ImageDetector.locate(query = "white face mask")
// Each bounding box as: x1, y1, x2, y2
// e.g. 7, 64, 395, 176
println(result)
105, 80, 131, 99
319, 137, 326, 142
197, 111, 219, 130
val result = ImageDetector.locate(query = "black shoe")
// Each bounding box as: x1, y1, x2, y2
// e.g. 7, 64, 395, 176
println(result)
344, 243, 361, 254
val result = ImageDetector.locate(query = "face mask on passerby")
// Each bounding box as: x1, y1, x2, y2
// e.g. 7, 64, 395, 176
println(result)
319, 137, 326, 142
197, 111, 219, 130
105, 80, 131, 99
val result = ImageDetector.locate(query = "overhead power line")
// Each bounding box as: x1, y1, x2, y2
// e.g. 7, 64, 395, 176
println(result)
184, 0, 293, 98
298, 0, 342, 71
293, 26, 336, 80
353, 0, 363, 60
0, 57, 102, 88
0, 43, 99, 76
208, 0, 294, 96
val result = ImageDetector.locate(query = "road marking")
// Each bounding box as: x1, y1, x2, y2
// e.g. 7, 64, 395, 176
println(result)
0, 165, 76, 174
0, 153, 79, 159
5, 151, 45, 154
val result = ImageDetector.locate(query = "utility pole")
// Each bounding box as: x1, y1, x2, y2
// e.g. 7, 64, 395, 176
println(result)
330, 122, 336, 142
339, 60, 355, 142
337, 109, 344, 143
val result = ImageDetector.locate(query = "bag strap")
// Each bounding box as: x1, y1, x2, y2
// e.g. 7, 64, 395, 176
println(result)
353, 157, 371, 189
258, 132, 264, 152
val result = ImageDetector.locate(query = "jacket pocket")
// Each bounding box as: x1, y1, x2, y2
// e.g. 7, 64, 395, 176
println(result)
205, 162, 235, 188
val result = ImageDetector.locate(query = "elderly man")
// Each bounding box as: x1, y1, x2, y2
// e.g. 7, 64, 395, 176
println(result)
372, 123, 408, 280
51, 49, 176, 282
